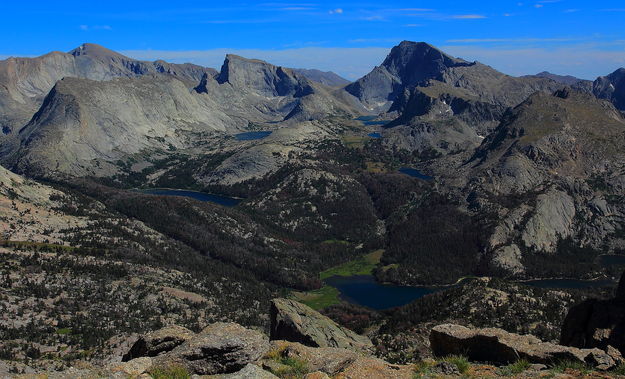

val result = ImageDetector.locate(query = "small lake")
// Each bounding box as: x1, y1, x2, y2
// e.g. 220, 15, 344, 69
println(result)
520, 278, 615, 289
355, 116, 388, 126
325, 275, 441, 310
235, 131, 272, 141
324, 274, 618, 310
368, 132, 382, 139
139, 189, 241, 207
399, 167, 434, 181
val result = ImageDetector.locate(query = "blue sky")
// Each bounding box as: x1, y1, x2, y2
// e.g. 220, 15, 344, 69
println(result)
1, 1, 625, 79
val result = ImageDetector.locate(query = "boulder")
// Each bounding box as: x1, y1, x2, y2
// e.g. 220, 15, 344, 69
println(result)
430, 324, 616, 369
270, 298, 373, 352
560, 270, 625, 354
156, 322, 270, 375
607, 345, 624, 364
265, 340, 413, 379
109, 357, 153, 376
122, 325, 194, 361
211, 363, 279, 378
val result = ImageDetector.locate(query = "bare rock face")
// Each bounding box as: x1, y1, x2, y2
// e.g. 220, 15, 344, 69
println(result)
430, 324, 616, 369
270, 298, 373, 352
122, 325, 194, 361
593, 68, 625, 111
292, 68, 350, 87
560, 271, 625, 354
0, 43, 215, 139
156, 322, 270, 375
217, 54, 314, 98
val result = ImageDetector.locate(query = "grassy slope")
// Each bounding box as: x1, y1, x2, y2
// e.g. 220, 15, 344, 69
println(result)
292, 250, 384, 310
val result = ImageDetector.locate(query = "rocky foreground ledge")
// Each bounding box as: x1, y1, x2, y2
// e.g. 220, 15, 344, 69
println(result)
5, 298, 625, 378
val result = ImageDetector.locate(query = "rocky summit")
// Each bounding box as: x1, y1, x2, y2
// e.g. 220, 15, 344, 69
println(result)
2, 37, 625, 379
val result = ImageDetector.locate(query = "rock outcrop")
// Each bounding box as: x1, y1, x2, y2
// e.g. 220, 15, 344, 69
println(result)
122, 325, 194, 361
262, 340, 415, 379
430, 324, 617, 370
154, 322, 270, 375
109, 322, 410, 378
560, 271, 625, 355
270, 298, 373, 352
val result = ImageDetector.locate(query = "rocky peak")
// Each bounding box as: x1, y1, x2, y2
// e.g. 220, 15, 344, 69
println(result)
217, 54, 314, 97
344, 41, 474, 111
594, 67, 625, 111
381, 41, 471, 85
69, 43, 127, 60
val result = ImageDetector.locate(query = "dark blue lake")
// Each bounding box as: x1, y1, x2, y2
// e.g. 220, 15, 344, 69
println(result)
325, 275, 440, 310
399, 167, 434, 180
521, 278, 615, 289
235, 131, 272, 141
139, 189, 241, 207
368, 132, 382, 139
355, 116, 388, 126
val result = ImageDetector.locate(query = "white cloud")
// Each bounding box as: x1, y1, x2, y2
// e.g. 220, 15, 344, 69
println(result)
397, 8, 434, 12
280, 7, 316, 11
451, 14, 487, 19
404, 24, 423, 27
328, 8, 343, 14
79, 25, 112, 31
362, 15, 385, 21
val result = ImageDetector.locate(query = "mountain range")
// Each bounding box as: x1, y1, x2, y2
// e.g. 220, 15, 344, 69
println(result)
2, 39, 625, 372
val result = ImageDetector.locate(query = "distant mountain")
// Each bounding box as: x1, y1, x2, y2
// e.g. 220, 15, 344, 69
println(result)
0, 43, 217, 140
347, 41, 561, 115
593, 68, 625, 111
345, 41, 472, 112
292, 68, 350, 87
215, 54, 315, 97
3, 49, 358, 179
454, 88, 625, 275
528, 71, 589, 86
346, 41, 562, 158
11, 75, 241, 177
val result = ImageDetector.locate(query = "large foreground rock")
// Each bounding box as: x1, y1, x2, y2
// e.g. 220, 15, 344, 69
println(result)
264, 340, 414, 379
560, 271, 625, 354
122, 325, 194, 361
156, 322, 270, 375
270, 298, 373, 352
430, 324, 616, 369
